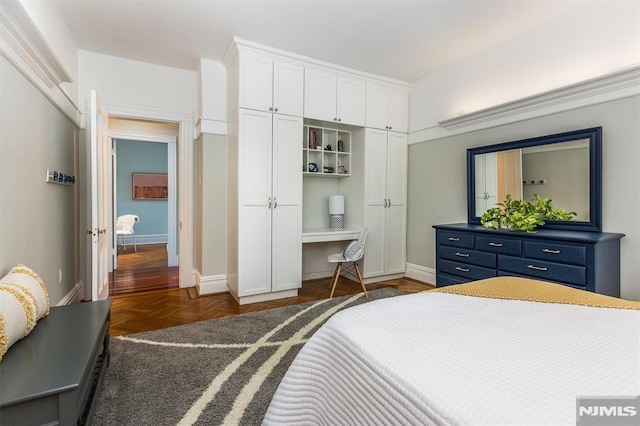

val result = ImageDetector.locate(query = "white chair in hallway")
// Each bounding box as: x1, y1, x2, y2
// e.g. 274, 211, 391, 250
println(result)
116, 214, 139, 253
327, 228, 369, 298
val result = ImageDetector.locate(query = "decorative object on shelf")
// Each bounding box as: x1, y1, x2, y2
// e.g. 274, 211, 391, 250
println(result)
308, 163, 318, 172
323, 166, 335, 173
329, 194, 345, 229
337, 139, 344, 152
325, 144, 332, 151
481, 194, 576, 233
309, 130, 317, 149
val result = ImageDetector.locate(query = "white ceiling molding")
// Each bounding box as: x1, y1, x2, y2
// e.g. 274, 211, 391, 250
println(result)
0, 0, 72, 88
438, 65, 640, 130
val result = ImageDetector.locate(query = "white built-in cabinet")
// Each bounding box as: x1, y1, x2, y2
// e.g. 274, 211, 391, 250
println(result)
224, 38, 410, 303
239, 53, 304, 116
366, 83, 409, 133
234, 109, 303, 299
363, 129, 408, 278
304, 68, 366, 126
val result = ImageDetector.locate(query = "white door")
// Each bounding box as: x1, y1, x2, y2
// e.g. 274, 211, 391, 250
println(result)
336, 76, 366, 126
271, 114, 303, 292
304, 68, 337, 122
238, 109, 273, 296
363, 128, 388, 277
273, 60, 304, 116
89, 90, 110, 301
385, 132, 408, 275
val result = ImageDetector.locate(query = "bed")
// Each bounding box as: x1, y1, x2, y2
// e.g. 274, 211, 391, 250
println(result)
263, 277, 640, 425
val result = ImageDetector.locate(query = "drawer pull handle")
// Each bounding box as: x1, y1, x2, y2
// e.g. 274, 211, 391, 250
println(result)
455, 266, 470, 273
448, 237, 460, 241
542, 248, 561, 254
488, 242, 503, 247
527, 264, 548, 272
454, 252, 470, 258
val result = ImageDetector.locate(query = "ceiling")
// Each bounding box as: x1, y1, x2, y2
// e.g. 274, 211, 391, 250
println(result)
49, 0, 584, 83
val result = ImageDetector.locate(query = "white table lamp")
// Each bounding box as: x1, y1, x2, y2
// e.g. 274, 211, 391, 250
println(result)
329, 195, 345, 229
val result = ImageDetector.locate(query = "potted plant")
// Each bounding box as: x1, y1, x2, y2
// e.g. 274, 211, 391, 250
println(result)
481, 194, 576, 232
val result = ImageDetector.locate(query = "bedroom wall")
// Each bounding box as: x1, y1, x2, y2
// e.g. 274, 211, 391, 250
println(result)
77, 50, 198, 113
409, 1, 640, 141
195, 133, 227, 280
0, 56, 79, 305
406, 95, 640, 301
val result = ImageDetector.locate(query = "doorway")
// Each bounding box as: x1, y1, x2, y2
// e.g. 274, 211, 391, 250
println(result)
109, 118, 179, 295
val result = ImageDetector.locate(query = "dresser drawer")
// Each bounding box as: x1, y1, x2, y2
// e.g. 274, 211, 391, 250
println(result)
523, 241, 586, 266
499, 255, 586, 286
436, 231, 474, 249
438, 259, 497, 281
436, 273, 470, 287
438, 245, 496, 268
476, 236, 521, 255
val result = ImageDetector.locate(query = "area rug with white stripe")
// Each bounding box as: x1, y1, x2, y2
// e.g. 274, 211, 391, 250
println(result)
92, 288, 402, 425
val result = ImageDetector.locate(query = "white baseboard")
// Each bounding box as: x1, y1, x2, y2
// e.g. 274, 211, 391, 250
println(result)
195, 271, 228, 295
405, 263, 436, 285
57, 282, 83, 305
120, 233, 168, 245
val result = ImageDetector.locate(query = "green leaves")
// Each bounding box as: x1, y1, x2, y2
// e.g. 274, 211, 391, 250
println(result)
480, 194, 577, 232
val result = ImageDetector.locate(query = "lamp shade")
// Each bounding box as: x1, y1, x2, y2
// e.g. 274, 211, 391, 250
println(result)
329, 195, 345, 215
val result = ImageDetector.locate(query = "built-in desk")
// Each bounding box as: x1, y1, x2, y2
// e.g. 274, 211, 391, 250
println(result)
302, 228, 360, 243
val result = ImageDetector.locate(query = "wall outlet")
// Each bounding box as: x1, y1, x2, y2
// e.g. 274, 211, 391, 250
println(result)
58, 269, 63, 285
309, 273, 319, 279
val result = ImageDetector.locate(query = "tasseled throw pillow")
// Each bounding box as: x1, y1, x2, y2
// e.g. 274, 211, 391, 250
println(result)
0, 264, 50, 361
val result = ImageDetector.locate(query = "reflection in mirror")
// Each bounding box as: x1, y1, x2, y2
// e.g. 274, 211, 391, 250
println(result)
474, 140, 590, 220
467, 127, 602, 232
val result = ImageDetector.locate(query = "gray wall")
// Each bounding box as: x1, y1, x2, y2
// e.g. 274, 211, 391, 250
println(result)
196, 133, 227, 276
407, 96, 640, 300
0, 56, 79, 305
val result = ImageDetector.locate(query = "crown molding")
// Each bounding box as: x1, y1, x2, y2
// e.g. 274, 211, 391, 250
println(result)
438, 65, 640, 130
0, 0, 72, 87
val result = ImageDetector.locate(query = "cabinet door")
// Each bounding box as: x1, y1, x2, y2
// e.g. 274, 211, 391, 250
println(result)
386, 204, 406, 274
304, 68, 337, 122
386, 132, 407, 204
364, 128, 388, 204
239, 53, 274, 112
336, 76, 366, 126
363, 204, 386, 277
273, 60, 304, 117
387, 88, 409, 133
271, 115, 303, 291
365, 83, 389, 130
237, 109, 273, 296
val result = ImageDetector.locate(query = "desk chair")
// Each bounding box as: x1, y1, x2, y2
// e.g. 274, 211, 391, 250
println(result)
327, 228, 369, 298
116, 214, 139, 253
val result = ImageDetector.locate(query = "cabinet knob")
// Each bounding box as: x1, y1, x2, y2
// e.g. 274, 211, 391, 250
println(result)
269, 107, 273, 111
385, 126, 389, 129
388, 126, 392, 130
337, 118, 341, 122
274, 107, 278, 112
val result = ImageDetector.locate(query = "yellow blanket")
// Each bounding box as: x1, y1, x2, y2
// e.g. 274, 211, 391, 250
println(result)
432, 276, 640, 310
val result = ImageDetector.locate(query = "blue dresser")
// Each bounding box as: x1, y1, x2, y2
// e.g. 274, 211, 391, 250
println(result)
433, 223, 624, 297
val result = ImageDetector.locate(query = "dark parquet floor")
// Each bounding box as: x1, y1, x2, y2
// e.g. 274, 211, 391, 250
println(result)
109, 248, 434, 336
109, 243, 178, 296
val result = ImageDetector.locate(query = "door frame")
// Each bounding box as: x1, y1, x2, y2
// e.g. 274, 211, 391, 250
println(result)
104, 101, 195, 288
109, 131, 178, 269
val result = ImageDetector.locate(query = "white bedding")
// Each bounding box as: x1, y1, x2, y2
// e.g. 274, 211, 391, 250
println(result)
264, 291, 640, 425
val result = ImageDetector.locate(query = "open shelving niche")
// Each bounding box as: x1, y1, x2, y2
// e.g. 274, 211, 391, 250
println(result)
303, 122, 351, 176
301, 120, 366, 229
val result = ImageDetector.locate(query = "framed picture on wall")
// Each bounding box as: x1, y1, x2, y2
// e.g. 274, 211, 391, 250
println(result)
132, 173, 168, 200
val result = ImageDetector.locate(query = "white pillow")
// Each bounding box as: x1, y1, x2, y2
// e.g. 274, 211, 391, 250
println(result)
0, 264, 50, 362
343, 241, 364, 261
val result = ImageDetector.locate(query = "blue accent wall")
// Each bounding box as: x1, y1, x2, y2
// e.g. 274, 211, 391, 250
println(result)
116, 139, 168, 237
